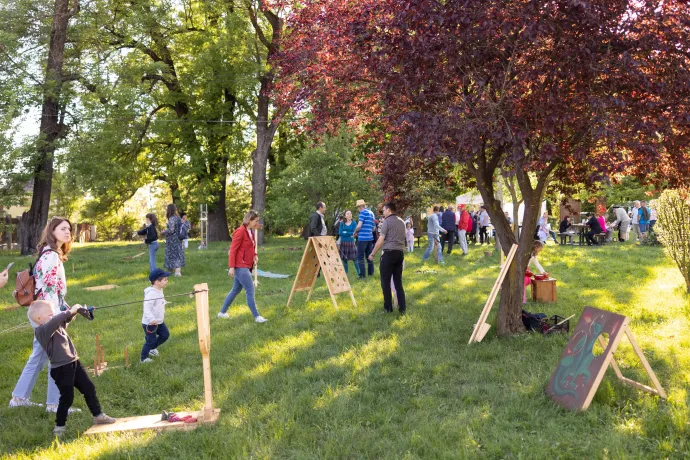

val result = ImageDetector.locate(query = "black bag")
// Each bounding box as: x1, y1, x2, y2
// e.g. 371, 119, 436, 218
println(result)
522, 309, 548, 333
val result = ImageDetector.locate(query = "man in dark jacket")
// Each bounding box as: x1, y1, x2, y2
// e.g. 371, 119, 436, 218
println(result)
440, 205, 457, 254
585, 213, 603, 246
309, 202, 327, 237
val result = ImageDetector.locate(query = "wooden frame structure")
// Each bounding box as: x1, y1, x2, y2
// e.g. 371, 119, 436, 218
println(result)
85, 283, 220, 435
468, 243, 518, 344
286, 236, 357, 310
546, 306, 667, 411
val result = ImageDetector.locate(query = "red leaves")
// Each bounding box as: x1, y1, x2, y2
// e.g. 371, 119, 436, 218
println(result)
277, 0, 690, 198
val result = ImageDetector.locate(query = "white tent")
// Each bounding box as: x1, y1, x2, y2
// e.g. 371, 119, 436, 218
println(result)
456, 191, 546, 225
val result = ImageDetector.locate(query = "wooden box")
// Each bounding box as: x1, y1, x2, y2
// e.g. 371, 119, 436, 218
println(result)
532, 278, 557, 302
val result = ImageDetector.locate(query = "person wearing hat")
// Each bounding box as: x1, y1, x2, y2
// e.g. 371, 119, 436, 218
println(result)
141, 268, 172, 363
353, 199, 376, 278
457, 205, 471, 256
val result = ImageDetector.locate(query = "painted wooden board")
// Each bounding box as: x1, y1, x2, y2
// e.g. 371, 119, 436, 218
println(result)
546, 307, 629, 411
84, 409, 221, 435
84, 284, 119, 291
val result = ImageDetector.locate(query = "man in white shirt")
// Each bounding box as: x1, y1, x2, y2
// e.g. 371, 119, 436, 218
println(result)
630, 201, 641, 243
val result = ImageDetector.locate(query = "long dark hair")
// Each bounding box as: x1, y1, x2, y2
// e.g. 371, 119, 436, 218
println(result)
37, 217, 72, 262
166, 203, 178, 219
146, 213, 158, 227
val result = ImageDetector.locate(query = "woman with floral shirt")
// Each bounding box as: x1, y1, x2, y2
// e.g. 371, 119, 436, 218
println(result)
9, 217, 79, 414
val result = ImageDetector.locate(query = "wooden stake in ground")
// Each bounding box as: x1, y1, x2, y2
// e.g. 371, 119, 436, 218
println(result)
468, 243, 518, 344
286, 236, 357, 310
546, 306, 667, 411
93, 334, 108, 376
84, 283, 220, 435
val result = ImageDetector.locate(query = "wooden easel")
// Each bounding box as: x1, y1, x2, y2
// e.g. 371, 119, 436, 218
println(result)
286, 236, 357, 310
85, 284, 220, 435
468, 243, 518, 344
547, 307, 667, 411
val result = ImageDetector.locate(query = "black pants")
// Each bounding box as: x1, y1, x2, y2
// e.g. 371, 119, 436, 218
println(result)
480, 226, 488, 244
50, 360, 101, 427
585, 231, 599, 246
380, 250, 406, 313
440, 230, 454, 254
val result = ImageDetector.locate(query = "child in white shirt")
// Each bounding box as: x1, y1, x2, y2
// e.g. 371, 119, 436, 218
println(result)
141, 268, 171, 363
405, 222, 415, 252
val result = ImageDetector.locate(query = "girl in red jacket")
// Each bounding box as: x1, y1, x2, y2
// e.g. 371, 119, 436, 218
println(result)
217, 210, 267, 323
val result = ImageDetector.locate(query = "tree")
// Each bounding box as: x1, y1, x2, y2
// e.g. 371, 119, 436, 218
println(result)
656, 190, 690, 293
13, 0, 80, 254
267, 129, 380, 230
279, 0, 690, 334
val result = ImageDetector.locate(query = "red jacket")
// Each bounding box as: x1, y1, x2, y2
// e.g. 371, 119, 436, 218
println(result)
228, 225, 256, 269
458, 210, 471, 232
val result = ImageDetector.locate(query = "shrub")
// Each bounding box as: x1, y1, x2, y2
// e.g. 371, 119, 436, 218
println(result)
656, 190, 690, 292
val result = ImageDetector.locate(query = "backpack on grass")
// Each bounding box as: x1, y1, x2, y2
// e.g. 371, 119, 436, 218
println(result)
13, 249, 57, 307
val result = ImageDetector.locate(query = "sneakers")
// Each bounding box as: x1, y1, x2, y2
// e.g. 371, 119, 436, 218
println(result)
53, 425, 66, 436
217, 312, 230, 319
8, 398, 43, 408
46, 404, 81, 414
93, 413, 116, 425
255, 316, 268, 323
140, 358, 153, 364
148, 349, 159, 357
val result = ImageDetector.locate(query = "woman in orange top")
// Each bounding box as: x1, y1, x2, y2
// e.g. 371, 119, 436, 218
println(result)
217, 210, 267, 323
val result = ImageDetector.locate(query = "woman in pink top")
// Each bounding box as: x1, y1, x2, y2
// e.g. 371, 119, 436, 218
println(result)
597, 213, 613, 243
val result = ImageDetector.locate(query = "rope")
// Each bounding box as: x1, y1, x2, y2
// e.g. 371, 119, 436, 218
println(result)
0, 289, 208, 336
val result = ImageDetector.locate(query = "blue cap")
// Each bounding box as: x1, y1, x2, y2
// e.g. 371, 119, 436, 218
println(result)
149, 268, 172, 283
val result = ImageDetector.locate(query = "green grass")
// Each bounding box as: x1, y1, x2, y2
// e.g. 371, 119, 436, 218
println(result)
0, 238, 688, 459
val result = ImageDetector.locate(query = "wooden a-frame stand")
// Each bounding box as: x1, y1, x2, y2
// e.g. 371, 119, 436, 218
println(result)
469, 243, 518, 344
286, 236, 357, 310
85, 284, 220, 435
547, 307, 667, 411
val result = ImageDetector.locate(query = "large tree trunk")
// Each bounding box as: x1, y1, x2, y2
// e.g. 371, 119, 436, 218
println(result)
207, 155, 231, 242
20, 0, 75, 255
474, 168, 547, 335
251, 84, 279, 245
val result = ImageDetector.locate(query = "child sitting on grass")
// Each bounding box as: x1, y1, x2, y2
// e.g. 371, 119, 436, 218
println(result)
141, 268, 171, 363
30, 300, 116, 436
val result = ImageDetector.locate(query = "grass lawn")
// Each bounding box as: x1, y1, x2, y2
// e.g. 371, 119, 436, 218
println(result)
0, 237, 688, 459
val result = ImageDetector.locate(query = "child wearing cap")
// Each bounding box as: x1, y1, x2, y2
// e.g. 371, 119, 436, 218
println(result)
141, 268, 171, 363
29, 300, 116, 436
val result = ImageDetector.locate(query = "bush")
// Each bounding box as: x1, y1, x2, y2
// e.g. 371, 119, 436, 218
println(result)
656, 190, 690, 292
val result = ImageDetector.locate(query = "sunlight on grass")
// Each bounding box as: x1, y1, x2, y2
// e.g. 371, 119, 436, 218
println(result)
309, 334, 399, 375
247, 331, 317, 378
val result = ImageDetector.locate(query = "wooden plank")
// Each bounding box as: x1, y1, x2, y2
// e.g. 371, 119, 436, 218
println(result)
475, 322, 491, 342
603, 337, 625, 380
84, 409, 221, 435
84, 284, 119, 292
287, 240, 314, 307
469, 244, 518, 344
618, 377, 662, 396
624, 327, 668, 399
194, 283, 214, 418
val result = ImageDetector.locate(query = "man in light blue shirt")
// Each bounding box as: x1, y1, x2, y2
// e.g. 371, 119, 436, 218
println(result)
423, 206, 447, 264
354, 199, 376, 278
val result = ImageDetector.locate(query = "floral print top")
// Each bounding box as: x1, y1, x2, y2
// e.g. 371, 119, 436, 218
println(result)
34, 246, 67, 312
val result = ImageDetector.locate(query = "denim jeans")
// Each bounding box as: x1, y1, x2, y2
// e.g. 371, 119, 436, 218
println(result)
422, 233, 443, 263
12, 336, 60, 405
141, 322, 170, 361
148, 241, 159, 273
356, 240, 375, 278
220, 268, 260, 318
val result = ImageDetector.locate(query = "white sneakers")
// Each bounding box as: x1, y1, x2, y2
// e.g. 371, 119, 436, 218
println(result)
53, 425, 66, 436
148, 349, 159, 357
8, 398, 42, 408
218, 312, 267, 323
140, 358, 153, 364
93, 413, 117, 425
46, 404, 81, 414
